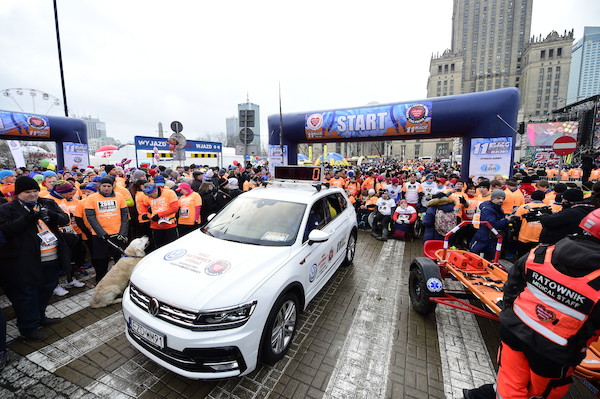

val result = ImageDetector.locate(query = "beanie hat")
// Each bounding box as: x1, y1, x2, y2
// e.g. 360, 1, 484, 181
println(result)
15, 176, 40, 195
52, 180, 75, 194
553, 183, 567, 193
43, 170, 58, 179
104, 165, 115, 174
219, 177, 228, 188
0, 170, 15, 180
491, 189, 506, 200
193, 170, 204, 177
368, 188, 376, 195
99, 176, 114, 185
99, 171, 107, 178
531, 190, 546, 201
132, 169, 146, 181
165, 180, 175, 189
563, 189, 583, 202
153, 175, 165, 186
426, 174, 434, 180
148, 168, 158, 176
391, 178, 399, 185
204, 169, 214, 180
228, 178, 239, 189
438, 178, 447, 185
84, 182, 98, 192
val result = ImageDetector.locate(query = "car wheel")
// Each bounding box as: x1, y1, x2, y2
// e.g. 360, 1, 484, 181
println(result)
342, 232, 357, 267
409, 267, 437, 315
261, 292, 298, 365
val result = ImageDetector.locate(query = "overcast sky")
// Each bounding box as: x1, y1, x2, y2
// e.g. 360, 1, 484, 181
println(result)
1, 0, 598, 147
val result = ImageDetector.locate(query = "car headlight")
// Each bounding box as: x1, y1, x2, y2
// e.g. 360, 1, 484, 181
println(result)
194, 300, 257, 331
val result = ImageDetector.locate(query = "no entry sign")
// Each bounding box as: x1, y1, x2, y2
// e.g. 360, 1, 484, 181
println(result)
552, 136, 577, 156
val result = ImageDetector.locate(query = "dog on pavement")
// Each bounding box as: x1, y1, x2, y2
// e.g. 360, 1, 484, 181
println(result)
89, 236, 149, 308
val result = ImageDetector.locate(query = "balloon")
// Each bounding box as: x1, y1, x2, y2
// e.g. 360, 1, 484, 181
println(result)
40, 159, 50, 168
255, 156, 259, 160
47, 163, 56, 171
233, 160, 238, 166
240, 167, 244, 172
33, 174, 43, 183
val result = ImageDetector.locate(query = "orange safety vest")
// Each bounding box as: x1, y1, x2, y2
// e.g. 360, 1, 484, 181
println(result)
514, 246, 600, 347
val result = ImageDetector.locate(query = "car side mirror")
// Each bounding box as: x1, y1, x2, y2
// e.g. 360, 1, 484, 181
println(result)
308, 229, 331, 245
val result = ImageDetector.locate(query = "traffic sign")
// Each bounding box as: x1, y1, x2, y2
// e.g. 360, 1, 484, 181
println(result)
239, 128, 254, 144
552, 136, 577, 156
170, 121, 183, 133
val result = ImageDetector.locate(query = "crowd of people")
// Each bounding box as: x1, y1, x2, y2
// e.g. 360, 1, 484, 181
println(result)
0, 156, 599, 394
0, 161, 271, 371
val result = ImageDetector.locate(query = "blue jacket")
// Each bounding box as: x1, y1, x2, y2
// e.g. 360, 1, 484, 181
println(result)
470, 200, 509, 253
422, 197, 455, 242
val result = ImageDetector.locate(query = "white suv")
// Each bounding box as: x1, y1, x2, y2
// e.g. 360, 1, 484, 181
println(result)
122, 181, 357, 379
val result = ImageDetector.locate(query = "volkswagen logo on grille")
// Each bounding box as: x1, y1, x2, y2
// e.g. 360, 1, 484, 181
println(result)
148, 298, 160, 317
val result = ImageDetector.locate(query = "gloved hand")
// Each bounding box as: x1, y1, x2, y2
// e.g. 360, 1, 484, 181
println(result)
141, 214, 150, 221
151, 214, 160, 222
459, 196, 467, 206
26, 210, 42, 222
115, 234, 128, 244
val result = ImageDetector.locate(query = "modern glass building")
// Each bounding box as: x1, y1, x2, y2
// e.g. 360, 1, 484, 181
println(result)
567, 27, 600, 105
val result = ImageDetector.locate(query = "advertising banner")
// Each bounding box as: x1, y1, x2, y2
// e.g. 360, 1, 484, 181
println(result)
7, 140, 26, 168
268, 145, 288, 176
304, 102, 432, 140
63, 142, 90, 169
469, 137, 513, 180
0, 111, 50, 138
134, 136, 222, 167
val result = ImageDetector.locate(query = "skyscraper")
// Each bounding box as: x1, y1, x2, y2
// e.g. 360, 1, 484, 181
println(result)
428, 0, 533, 97
567, 26, 600, 105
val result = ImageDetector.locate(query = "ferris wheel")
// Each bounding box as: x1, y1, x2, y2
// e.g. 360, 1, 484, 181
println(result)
0, 88, 77, 117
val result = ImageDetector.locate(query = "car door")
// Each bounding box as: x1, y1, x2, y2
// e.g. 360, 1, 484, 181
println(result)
321, 192, 351, 271
294, 197, 335, 302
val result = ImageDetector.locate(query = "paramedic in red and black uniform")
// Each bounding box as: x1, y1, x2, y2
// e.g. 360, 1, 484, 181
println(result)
464, 208, 600, 399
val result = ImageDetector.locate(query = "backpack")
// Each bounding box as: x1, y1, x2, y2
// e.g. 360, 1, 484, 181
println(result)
434, 208, 457, 237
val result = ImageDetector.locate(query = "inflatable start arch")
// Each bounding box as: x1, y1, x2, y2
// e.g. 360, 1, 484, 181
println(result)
268, 88, 520, 179
0, 110, 88, 169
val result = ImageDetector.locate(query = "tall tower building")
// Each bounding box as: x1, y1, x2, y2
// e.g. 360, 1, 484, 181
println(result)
521, 31, 574, 119
428, 0, 533, 97
567, 26, 600, 105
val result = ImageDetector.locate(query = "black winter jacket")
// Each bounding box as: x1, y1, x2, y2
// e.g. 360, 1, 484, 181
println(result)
0, 198, 71, 286
500, 235, 600, 367
539, 201, 596, 244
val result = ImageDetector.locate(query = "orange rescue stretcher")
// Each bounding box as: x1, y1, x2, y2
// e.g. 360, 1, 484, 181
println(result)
408, 220, 600, 392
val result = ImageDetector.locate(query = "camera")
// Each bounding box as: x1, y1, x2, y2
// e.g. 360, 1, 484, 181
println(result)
38, 207, 50, 223
522, 206, 552, 223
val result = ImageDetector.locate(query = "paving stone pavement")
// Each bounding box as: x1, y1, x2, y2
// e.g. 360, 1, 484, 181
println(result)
1, 233, 595, 398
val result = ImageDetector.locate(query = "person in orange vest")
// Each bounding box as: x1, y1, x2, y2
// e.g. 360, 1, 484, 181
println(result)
175, 182, 202, 236
0, 170, 16, 202
84, 177, 129, 283
361, 172, 375, 192
39, 171, 58, 198
139, 182, 179, 249
345, 174, 361, 197
47, 181, 86, 293
329, 170, 346, 188
514, 190, 550, 258
464, 208, 600, 399
502, 179, 524, 214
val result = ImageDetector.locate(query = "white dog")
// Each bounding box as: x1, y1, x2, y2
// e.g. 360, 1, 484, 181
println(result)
89, 236, 149, 308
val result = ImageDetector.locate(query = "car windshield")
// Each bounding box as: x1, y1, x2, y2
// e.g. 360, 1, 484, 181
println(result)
202, 197, 307, 246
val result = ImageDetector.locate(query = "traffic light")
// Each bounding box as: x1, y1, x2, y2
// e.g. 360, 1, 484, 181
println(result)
239, 109, 255, 127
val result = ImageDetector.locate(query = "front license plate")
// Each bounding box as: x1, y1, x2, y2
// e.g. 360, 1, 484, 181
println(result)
129, 317, 165, 349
